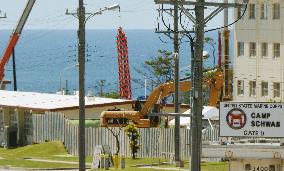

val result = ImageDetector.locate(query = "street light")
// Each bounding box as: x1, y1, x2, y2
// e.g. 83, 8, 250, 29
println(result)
66, 4, 120, 170
144, 77, 155, 100
107, 4, 120, 11
144, 77, 147, 99
80, 4, 120, 21
203, 50, 210, 59
59, 63, 79, 94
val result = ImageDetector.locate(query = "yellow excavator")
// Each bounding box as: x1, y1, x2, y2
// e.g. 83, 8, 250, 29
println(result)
100, 69, 223, 128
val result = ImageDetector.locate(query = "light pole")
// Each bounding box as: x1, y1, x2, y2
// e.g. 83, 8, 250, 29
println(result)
144, 77, 147, 99
59, 63, 79, 94
144, 77, 154, 99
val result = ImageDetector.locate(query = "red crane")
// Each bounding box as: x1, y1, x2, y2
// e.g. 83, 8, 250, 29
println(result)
0, 0, 36, 88
116, 27, 132, 100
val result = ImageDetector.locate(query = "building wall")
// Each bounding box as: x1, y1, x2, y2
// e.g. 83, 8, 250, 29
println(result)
233, 0, 284, 102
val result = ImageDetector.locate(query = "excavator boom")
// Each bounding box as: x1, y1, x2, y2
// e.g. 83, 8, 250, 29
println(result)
139, 81, 191, 118
101, 69, 223, 128
0, 0, 36, 82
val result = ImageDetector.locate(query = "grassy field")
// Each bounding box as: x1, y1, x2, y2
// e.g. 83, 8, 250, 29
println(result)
0, 141, 79, 169
0, 141, 228, 170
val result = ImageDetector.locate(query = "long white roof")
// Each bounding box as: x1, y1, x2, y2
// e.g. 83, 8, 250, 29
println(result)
0, 90, 131, 111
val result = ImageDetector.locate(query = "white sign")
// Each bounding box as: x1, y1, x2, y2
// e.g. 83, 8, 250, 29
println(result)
220, 102, 284, 137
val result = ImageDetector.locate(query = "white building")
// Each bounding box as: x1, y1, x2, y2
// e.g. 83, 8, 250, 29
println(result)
233, 0, 284, 102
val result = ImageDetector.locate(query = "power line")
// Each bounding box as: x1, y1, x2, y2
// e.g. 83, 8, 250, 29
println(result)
154, 0, 247, 170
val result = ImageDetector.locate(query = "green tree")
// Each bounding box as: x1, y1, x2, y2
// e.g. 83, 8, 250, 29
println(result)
124, 122, 140, 159
204, 37, 217, 67
93, 79, 120, 99
101, 91, 120, 99
134, 50, 175, 90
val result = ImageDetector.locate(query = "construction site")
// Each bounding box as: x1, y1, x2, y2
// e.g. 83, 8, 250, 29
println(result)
0, 0, 284, 171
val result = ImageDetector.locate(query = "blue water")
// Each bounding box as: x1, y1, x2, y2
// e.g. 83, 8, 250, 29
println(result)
0, 29, 226, 98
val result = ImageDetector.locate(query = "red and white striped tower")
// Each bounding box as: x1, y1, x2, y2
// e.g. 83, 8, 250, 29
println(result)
116, 27, 132, 99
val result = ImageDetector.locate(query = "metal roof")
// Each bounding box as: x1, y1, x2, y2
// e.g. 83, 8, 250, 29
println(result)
0, 90, 131, 111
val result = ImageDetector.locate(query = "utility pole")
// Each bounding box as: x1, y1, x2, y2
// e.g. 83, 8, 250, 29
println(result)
173, 1, 181, 164
191, 1, 204, 171
66, 4, 119, 171
66, 0, 86, 170
12, 49, 17, 91
155, 2, 194, 164
78, 0, 86, 170
0, 10, 7, 89
222, 0, 232, 101
154, 1, 245, 171
0, 11, 18, 91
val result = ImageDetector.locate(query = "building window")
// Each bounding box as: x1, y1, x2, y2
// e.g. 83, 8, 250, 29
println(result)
261, 43, 268, 57
273, 43, 280, 58
273, 3, 280, 19
249, 4, 256, 19
249, 81, 256, 97
260, 3, 268, 19
273, 82, 280, 98
261, 82, 268, 97
237, 80, 244, 95
249, 42, 256, 57
238, 42, 244, 56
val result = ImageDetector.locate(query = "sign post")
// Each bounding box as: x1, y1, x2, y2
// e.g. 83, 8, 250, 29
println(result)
220, 102, 284, 138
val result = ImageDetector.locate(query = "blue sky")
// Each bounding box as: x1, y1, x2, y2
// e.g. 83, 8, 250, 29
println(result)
1, 0, 232, 30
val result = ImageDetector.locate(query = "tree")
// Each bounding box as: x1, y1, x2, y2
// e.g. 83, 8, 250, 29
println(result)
93, 79, 120, 99
124, 122, 140, 159
106, 126, 123, 155
101, 91, 120, 99
133, 50, 175, 91
204, 37, 217, 67
95, 80, 106, 96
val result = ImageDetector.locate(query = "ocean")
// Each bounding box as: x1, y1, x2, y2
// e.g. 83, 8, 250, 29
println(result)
0, 29, 224, 98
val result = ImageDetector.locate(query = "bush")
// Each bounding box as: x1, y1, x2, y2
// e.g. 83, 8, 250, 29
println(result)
125, 123, 140, 159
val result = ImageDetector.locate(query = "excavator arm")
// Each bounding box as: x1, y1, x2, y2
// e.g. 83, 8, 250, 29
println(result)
100, 81, 191, 128
101, 69, 223, 128
206, 69, 223, 106
0, 0, 36, 83
139, 81, 191, 118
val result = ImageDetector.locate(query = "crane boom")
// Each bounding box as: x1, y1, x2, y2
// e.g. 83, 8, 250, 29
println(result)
0, 0, 36, 82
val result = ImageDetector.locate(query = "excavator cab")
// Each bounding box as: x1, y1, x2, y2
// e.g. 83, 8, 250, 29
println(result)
149, 104, 161, 127
101, 100, 160, 128
101, 110, 150, 128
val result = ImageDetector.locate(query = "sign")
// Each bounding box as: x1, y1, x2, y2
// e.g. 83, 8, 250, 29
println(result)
92, 146, 104, 169
92, 145, 112, 169
220, 102, 284, 137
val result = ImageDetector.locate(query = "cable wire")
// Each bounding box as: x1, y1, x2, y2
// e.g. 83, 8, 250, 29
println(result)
205, 3, 248, 33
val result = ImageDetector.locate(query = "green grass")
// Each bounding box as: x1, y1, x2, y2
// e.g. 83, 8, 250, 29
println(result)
0, 141, 228, 170
0, 141, 67, 159
0, 159, 77, 169
0, 141, 78, 169
201, 162, 228, 171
